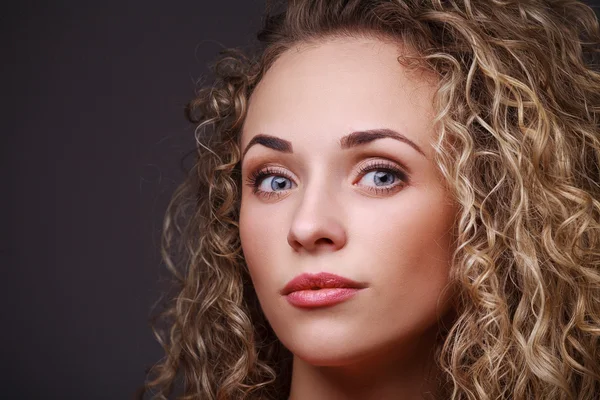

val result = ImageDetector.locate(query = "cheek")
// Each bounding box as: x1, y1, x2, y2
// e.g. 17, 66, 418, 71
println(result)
239, 201, 265, 272
239, 199, 287, 293
356, 190, 454, 257
353, 191, 456, 309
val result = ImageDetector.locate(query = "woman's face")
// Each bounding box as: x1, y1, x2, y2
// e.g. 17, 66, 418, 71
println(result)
239, 37, 457, 367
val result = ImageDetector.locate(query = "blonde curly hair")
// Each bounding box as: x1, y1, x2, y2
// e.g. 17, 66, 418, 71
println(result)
141, 0, 600, 399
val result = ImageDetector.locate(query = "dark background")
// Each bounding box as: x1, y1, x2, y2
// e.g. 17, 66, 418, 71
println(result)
3, 1, 265, 399
2, 1, 599, 399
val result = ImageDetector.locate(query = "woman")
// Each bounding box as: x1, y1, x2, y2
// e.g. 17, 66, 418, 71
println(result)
142, 0, 600, 399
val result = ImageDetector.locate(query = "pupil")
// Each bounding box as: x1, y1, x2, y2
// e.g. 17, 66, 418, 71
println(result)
374, 171, 394, 186
272, 177, 289, 190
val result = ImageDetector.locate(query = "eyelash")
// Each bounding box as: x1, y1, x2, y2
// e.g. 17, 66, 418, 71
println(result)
244, 161, 408, 199
356, 161, 408, 193
245, 167, 293, 200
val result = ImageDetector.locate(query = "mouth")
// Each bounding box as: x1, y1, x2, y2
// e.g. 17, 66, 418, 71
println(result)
281, 272, 367, 308
281, 272, 366, 294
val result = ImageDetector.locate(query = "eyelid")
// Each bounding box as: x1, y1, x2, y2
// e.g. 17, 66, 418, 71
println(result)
244, 164, 297, 198
353, 158, 409, 182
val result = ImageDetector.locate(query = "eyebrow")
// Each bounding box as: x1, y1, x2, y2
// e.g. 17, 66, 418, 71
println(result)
340, 128, 426, 156
241, 128, 426, 159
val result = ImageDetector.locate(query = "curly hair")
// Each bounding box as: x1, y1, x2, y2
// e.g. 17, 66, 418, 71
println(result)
141, 0, 600, 399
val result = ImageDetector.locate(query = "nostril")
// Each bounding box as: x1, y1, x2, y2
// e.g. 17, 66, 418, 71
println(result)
315, 238, 334, 245
287, 220, 346, 252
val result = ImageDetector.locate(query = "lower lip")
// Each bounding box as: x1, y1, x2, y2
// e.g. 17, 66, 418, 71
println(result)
285, 288, 361, 308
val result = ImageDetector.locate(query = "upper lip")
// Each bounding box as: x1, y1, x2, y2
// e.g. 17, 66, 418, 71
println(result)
281, 272, 366, 295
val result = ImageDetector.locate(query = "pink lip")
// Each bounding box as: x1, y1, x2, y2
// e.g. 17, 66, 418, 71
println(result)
281, 272, 366, 309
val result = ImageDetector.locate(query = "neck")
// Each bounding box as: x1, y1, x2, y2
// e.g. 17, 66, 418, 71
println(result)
287, 328, 442, 400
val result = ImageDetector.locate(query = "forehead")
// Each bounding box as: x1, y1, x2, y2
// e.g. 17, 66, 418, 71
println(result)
241, 37, 437, 151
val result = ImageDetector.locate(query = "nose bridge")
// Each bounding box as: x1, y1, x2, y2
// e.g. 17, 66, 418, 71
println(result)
287, 167, 346, 252
296, 179, 335, 221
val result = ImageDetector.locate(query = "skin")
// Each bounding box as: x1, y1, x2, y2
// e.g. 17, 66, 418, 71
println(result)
239, 36, 457, 399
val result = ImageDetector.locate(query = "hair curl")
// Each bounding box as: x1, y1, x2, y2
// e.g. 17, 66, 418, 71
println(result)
141, 1, 600, 399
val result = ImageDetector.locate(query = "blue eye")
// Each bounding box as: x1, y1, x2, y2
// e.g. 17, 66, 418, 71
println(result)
358, 170, 397, 187
259, 175, 293, 192
245, 166, 296, 197
354, 161, 408, 195
245, 161, 408, 199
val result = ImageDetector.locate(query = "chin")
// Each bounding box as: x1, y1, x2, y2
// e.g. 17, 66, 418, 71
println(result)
289, 342, 368, 367
276, 323, 353, 360
276, 323, 391, 367
272, 315, 441, 370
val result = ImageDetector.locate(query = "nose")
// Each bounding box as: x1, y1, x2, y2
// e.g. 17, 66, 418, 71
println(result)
286, 182, 347, 253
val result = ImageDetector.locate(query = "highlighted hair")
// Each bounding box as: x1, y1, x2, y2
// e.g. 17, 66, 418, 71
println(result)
142, 1, 600, 398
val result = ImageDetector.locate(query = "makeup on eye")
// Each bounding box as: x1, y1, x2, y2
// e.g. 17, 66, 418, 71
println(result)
245, 166, 297, 196
243, 158, 409, 198
354, 161, 407, 195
